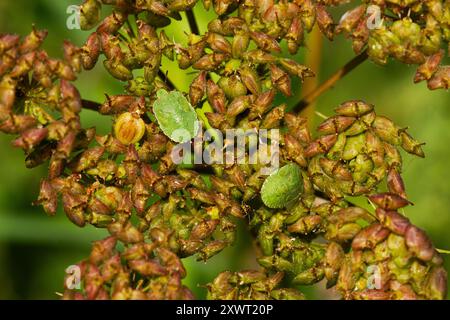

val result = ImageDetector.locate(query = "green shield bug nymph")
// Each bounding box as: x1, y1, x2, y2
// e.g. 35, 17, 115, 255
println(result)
260, 163, 304, 209
152, 89, 200, 143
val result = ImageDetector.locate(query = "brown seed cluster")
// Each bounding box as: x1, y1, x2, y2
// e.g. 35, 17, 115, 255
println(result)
62, 237, 194, 300
0, 0, 447, 300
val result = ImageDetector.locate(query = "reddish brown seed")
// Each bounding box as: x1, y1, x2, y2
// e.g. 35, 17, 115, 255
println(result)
60, 79, 82, 112
316, 5, 334, 40
206, 32, 232, 54
304, 134, 338, 158
426, 267, 448, 300
375, 208, 410, 235
239, 65, 261, 95
285, 17, 304, 55
189, 71, 207, 106
249, 31, 281, 52
387, 167, 407, 198
82, 32, 101, 70
317, 116, 356, 134
128, 259, 167, 276
96, 11, 127, 34
207, 80, 227, 114
90, 236, 117, 264
99, 95, 136, 115
336, 5, 365, 34
12, 127, 48, 151
351, 289, 392, 300
405, 225, 435, 262
351, 223, 390, 250
270, 64, 291, 97
192, 53, 228, 71
414, 50, 444, 83
369, 192, 411, 210
427, 66, 450, 90
335, 100, 374, 117
190, 219, 220, 240
19, 28, 48, 54
36, 179, 58, 216
226, 95, 253, 118
283, 134, 307, 167
319, 157, 352, 181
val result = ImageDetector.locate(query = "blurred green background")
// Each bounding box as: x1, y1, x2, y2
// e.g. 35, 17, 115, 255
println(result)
0, 0, 449, 299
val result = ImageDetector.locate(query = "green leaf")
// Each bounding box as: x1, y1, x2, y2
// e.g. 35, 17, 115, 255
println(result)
261, 163, 303, 209
152, 89, 200, 143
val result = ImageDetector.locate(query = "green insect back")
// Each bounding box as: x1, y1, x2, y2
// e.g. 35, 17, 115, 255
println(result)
152, 89, 200, 143
261, 163, 304, 209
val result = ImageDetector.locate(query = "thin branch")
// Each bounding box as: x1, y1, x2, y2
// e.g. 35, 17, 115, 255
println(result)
158, 69, 176, 90
81, 99, 101, 112
186, 9, 200, 35
293, 49, 369, 113
299, 25, 323, 124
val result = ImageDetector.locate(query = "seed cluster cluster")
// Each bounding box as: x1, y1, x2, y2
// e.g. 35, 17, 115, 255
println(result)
0, 0, 447, 300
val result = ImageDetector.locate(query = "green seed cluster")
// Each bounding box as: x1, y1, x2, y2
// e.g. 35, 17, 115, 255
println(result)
0, 0, 447, 300
335, 198, 446, 300
206, 270, 305, 300
307, 100, 423, 201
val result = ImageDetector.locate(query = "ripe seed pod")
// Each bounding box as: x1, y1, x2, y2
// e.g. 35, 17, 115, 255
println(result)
249, 31, 281, 52
80, 0, 102, 30
400, 131, 425, 158
351, 223, 390, 250
369, 193, 411, 210
372, 116, 402, 145
427, 66, 450, 90
232, 30, 250, 58
114, 112, 146, 145
206, 32, 232, 54
207, 80, 227, 114
414, 50, 444, 83
405, 225, 435, 262
305, 134, 338, 158
319, 157, 352, 181
336, 5, 365, 34
316, 5, 335, 40
285, 17, 304, 55
189, 71, 207, 106
81, 32, 101, 70
387, 167, 407, 198
317, 116, 356, 134
239, 65, 261, 95
335, 100, 374, 117
375, 208, 410, 236
270, 64, 291, 97
279, 58, 314, 81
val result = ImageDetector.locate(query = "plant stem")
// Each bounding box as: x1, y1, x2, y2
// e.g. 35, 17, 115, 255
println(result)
293, 49, 368, 113
186, 9, 200, 35
299, 25, 323, 125
158, 69, 176, 90
81, 99, 101, 111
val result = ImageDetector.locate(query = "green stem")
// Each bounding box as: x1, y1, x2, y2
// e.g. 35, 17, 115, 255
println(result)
293, 49, 369, 113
